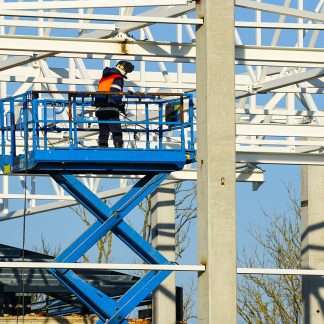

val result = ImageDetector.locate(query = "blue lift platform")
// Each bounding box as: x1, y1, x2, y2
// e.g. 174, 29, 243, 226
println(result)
0, 91, 195, 323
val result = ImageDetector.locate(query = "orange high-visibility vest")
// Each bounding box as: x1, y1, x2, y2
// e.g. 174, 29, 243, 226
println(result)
98, 74, 123, 92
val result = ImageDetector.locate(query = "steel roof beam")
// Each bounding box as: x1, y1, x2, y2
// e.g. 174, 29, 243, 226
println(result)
236, 0, 324, 22
236, 45, 324, 67
0, 9, 202, 25
237, 68, 324, 98
236, 22, 324, 30
0, 3, 195, 71
236, 108, 324, 117
237, 124, 324, 138
0, 51, 196, 63
0, 19, 116, 31
0, 67, 196, 83
254, 68, 324, 92
237, 151, 324, 166
0, 36, 196, 59
0, 54, 56, 72
0, 0, 188, 10
2, 38, 323, 66
0, 76, 196, 89
236, 87, 324, 96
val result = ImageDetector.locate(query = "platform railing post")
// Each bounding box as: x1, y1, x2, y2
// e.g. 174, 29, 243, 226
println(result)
68, 93, 73, 149
0, 100, 5, 166
9, 99, 16, 162
145, 102, 150, 149
43, 99, 48, 150
188, 96, 195, 151
22, 93, 29, 161
159, 102, 163, 150
72, 95, 78, 148
31, 96, 39, 150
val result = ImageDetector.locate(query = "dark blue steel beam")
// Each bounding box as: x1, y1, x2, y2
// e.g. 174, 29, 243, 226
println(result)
109, 270, 172, 324
113, 221, 169, 265
50, 269, 128, 324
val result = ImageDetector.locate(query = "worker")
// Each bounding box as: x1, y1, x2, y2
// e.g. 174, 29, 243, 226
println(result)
94, 60, 134, 148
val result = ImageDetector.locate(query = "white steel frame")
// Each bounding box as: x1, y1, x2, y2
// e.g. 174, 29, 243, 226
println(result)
0, 262, 205, 272
0, 2, 322, 212
0, 0, 323, 319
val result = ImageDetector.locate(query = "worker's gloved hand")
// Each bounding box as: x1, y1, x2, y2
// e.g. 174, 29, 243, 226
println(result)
118, 102, 127, 116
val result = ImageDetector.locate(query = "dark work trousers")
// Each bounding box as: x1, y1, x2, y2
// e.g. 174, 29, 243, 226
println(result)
95, 109, 123, 148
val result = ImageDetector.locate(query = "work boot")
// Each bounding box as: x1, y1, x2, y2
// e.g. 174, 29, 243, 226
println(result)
114, 140, 124, 148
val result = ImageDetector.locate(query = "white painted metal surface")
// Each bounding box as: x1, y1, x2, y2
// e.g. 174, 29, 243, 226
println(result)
0, 10, 202, 25
0, 262, 205, 271
238, 268, 324, 276
0, 0, 189, 10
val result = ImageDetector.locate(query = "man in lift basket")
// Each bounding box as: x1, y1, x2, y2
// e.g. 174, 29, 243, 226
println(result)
94, 60, 134, 148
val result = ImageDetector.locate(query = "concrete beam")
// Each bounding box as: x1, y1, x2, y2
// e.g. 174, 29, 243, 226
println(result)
196, 0, 236, 323
152, 185, 176, 324
301, 166, 324, 323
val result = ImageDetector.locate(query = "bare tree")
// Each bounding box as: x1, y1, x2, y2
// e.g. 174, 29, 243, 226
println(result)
139, 181, 197, 260
31, 234, 61, 303
138, 181, 198, 321
237, 187, 302, 324
32, 233, 61, 257
174, 182, 197, 259
182, 278, 198, 322
71, 203, 113, 263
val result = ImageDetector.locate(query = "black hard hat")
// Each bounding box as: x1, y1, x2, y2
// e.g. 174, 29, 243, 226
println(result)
116, 60, 134, 74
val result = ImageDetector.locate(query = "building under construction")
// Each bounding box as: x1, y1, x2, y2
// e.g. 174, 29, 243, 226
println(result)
0, 0, 323, 323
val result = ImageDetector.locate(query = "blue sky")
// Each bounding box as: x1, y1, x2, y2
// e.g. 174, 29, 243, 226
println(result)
0, 1, 323, 322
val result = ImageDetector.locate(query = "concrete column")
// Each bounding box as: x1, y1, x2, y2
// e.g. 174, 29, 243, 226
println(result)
152, 184, 176, 324
301, 166, 324, 324
196, 0, 236, 323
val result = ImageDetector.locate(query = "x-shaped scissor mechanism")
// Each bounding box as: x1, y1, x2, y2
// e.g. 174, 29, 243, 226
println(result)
49, 172, 172, 324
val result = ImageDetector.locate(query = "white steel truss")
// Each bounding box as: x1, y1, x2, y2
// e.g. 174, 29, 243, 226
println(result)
0, 1, 322, 238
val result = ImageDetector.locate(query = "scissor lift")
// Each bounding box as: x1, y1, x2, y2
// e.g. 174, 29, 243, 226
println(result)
0, 91, 195, 323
